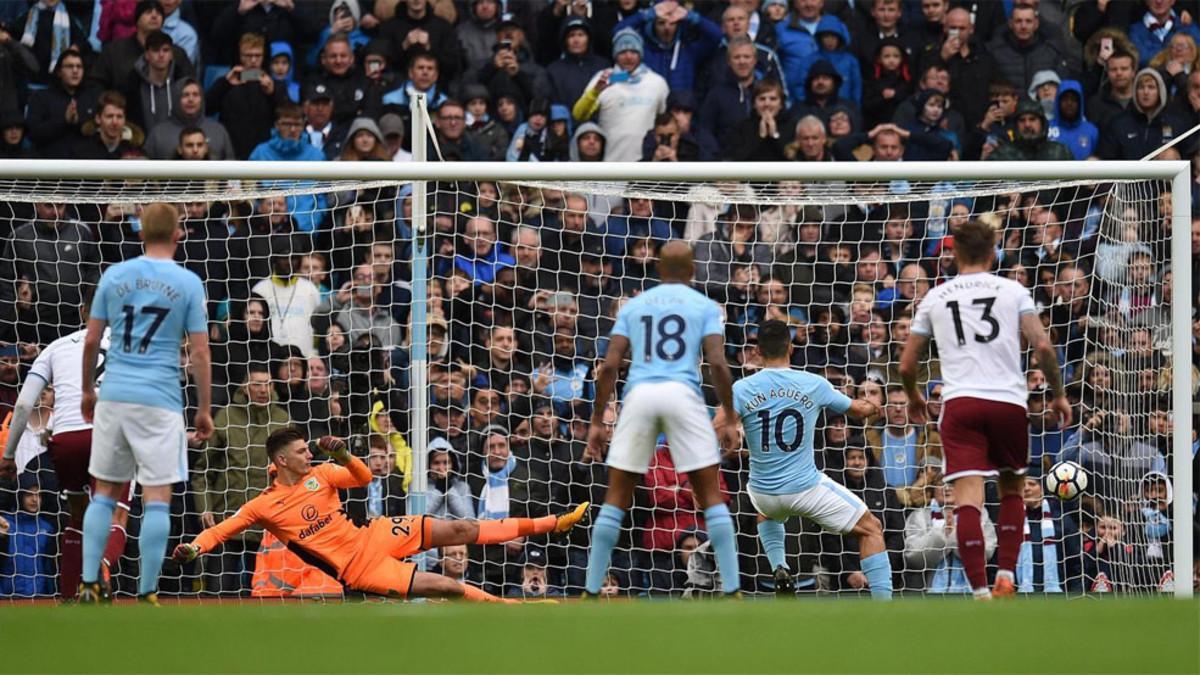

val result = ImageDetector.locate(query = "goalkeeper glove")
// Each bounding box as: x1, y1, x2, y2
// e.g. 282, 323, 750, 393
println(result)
172, 543, 200, 563
315, 435, 351, 465
0, 410, 11, 453
369, 400, 414, 492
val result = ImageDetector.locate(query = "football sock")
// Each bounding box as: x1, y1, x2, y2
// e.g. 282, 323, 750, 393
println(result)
137, 502, 171, 596
80, 495, 117, 585
704, 504, 741, 594
860, 551, 894, 600
954, 505, 989, 591
103, 524, 128, 570
755, 519, 787, 570
996, 493, 1024, 576
460, 583, 512, 603
584, 504, 624, 594
474, 515, 556, 544
59, 525, 82, 596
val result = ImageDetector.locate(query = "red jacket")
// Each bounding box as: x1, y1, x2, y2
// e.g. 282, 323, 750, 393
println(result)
641, 445, 730, 550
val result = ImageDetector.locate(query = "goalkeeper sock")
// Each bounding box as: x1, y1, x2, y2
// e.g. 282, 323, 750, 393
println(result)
474, 515, 556, 545
954, 505, 989, 591
996, 493, 1024, 576
584, 504, 624, 594
80, 495, 117, 585
704, 503, 741, 594
755, 519, 787, 570
460, 583, 515, 603
137, 502, 171, 596
860, 552, 893, 600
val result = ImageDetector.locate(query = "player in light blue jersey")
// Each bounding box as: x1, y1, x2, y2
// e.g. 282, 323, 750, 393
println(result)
78, 203, 213, 605
584, 241, 743, 597
722, 320, 893, 599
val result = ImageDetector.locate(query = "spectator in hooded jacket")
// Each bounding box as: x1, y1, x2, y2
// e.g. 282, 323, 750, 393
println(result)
572, 29, 668, 162
1097, 67, 1195, 159
861, 36, 911, 129
457, 0, 500, 83
144, 78, 235, 159
1049, 80, 1099, 160
775, 0, 823, 92
123, 29, 189, 133
795, 15, 861, 104
463, 83, 509, 161
1128, 0, 1200, 65
546, 16, 609, 109
793, 58, 862, 132
206, 33, 288, 159
0, 478, 56, 598
379, 0, 460, 84
479, 13, 551, 109
306, 0, 370, 69
614, 0, 722, 95
901, 88, 957, 160
270, 40, 301, 103
988, 98, 1074, 161
248, 103, 328, 233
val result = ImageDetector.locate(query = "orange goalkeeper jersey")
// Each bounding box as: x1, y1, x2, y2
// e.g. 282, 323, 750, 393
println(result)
193, 459, 373, 580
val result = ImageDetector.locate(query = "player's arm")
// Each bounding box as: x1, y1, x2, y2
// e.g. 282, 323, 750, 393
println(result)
844, 399, 879, 420
80, 317, 107, 423
703, 334, 741, 452
175, 500, 261, 561
187, 330, 214, 441
316, 435, 372, 488
1019, 312, 1072, 427
0, 373, 47, 476
586, 335, 629, 459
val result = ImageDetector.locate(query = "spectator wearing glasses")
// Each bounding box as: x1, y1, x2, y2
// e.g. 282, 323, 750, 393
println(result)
24, 48, 96, 158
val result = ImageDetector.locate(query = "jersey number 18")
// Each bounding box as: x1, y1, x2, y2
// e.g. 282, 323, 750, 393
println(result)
639, 314, 687, 361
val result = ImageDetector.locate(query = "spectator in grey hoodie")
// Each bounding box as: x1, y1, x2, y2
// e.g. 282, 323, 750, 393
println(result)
143, 78, 235, 159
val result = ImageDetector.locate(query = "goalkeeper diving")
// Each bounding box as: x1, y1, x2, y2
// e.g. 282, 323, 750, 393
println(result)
174, 427, 588, 602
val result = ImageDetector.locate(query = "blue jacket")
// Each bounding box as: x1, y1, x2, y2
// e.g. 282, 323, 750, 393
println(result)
270, 41, 301, 104
794, 16, 861, 104
1128, 15, 1200, 65
454, 246, 515, 286
1048, 80, 1098, 161
615, 8, 723, 93
776, 14, 819, 97
248, 131, 329, 232
306, 27, 370, 69
0, 511, 56, 597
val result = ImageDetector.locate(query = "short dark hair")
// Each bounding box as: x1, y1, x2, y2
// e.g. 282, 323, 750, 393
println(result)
275, 102, 303, 121
953, 219, 996, 266
757, 319, 791, 359
266, 427, 306, 461
178, 126, 204, 143
144, 30, 173, 51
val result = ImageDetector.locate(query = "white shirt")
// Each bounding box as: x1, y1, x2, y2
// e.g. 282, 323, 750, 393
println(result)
251, 276, 322, 358
585, 67, 669, 162
911, 272, 1037, 408
27, 328, 112, 435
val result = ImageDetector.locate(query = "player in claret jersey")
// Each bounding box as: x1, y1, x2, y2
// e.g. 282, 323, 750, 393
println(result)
899, 220, 1071, 600
174, 428, 589, 602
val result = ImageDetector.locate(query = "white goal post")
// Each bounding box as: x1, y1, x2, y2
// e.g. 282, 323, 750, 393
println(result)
0, 149, 1192, 598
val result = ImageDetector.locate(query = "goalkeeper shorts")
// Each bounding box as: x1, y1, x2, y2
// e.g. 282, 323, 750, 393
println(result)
341, 515, 431, 597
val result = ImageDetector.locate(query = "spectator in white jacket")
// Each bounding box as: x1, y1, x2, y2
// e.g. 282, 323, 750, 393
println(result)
427, 438, 473, 520
571, 29, 668, 161
904, 482, 996, 593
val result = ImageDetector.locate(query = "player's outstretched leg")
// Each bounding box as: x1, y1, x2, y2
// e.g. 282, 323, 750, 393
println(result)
409, 571, 518, 604
688, 465, 741, 596
951, 476, 991, 599
850, 512, 893, 600
992, 472, 1025, 598
755, 516, 793, 597
428, 503, 590, 548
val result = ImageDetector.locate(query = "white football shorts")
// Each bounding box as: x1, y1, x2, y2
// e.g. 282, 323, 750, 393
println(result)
608, 380, 720, 474
749, 475, 869, 534
90, 400, 188, 486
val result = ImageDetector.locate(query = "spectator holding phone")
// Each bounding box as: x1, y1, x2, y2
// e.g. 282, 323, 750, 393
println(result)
479, 13, 551, 109
206, 33, 286, 159
572, 29, 667, 161
306, 0, 370, 69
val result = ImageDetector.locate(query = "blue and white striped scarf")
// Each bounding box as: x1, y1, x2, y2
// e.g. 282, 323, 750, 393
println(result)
21, 1, 70, 73
1017, 499, 1061, 593
477, 455, 516, 520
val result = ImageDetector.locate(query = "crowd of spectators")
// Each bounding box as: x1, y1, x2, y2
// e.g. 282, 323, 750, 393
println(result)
0, 0, 1198, 598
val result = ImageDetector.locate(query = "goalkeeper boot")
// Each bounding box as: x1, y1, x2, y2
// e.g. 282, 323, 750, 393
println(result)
773, 566, 796, 598
992, 571, 1016, 599
137, 592, 161, 607
554, 502, 590, 534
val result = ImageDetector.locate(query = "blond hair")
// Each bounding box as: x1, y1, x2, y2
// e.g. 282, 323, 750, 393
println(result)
141, 203, 180, 244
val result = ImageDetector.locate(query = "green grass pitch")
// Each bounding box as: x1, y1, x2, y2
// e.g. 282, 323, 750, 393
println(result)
1, 597, 1196, 674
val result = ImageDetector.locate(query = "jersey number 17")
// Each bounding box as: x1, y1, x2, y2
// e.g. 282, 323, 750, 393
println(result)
122, 304, 170, 354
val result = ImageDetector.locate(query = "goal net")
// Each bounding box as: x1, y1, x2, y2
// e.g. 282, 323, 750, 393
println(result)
0, 166, 1191, 600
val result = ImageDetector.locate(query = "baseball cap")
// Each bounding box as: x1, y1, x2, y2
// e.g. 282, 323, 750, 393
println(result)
379, 113, 405, 138
302, 81, 333, 102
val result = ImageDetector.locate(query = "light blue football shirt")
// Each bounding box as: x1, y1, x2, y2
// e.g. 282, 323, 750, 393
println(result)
91, 256, 207, 411
611, 283, 723, 395
733, 368, 852, 495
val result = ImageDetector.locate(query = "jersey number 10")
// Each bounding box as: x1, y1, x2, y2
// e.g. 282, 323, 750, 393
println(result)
755, 409, 805, 453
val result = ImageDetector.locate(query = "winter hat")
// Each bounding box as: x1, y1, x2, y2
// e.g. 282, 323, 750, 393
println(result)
346, 116, 384, 145
329, 0, 361, 26
550, 104, 570, 122
762, 0, 787, 7
378, 113, 405, 138
561, 15, 592, 43
461, 83, 490, 104
612, 29, 644, 59
1027, 69, 1061, 100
